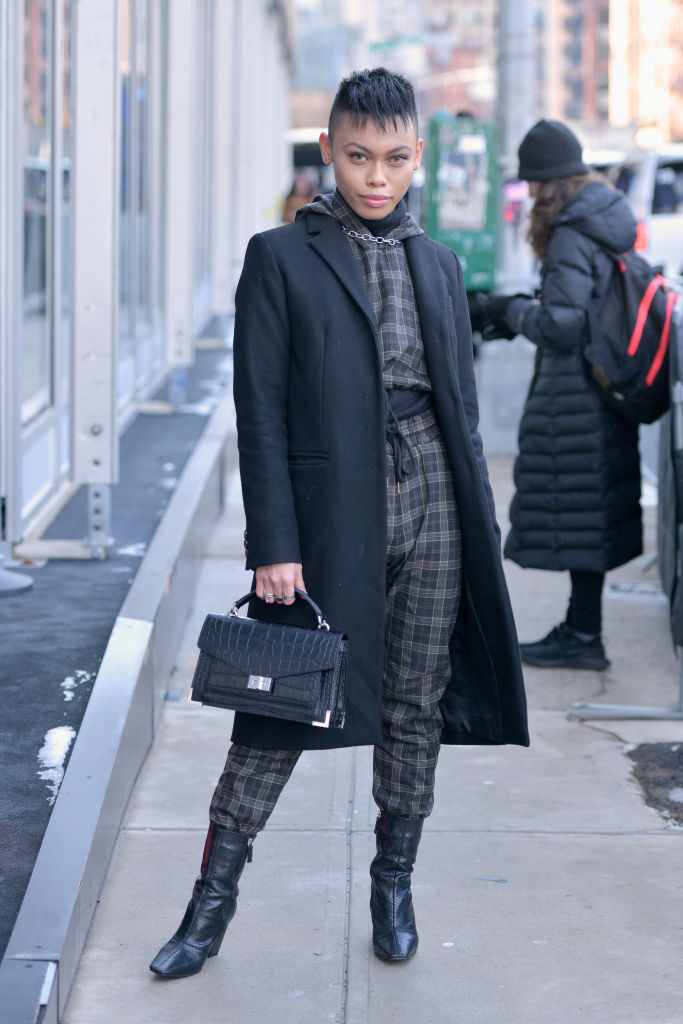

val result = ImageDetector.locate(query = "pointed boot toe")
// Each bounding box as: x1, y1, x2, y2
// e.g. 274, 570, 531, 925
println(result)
371, 905, 419, 961
150, 936, 212, 979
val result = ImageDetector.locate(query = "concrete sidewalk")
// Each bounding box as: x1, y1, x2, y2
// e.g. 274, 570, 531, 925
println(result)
62, 458, 683, 1024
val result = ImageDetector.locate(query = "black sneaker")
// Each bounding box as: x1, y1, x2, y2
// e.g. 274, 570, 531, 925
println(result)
519, 622, 610, 671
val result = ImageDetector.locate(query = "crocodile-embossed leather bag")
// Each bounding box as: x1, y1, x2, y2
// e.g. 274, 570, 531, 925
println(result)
189, 589, 347, 729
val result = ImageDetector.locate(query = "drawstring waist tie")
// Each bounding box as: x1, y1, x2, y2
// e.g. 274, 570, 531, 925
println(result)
385, 390, 435, 483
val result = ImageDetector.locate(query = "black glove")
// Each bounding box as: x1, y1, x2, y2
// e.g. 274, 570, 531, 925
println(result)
481, 294, 512, 322
468, 292, 517, 340
473, 292, 534, 341
466, 291, 493, 333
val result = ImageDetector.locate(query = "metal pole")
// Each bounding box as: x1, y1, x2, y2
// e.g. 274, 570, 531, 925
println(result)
164, 0, 196, 404
496, 0, 536, 293
71, 0, 120, 499
0, 0, 23, 553
0, 557, 33, 595
0, 0, 32, 592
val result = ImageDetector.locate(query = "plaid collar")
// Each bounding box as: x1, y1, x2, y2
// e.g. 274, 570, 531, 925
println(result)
305, 190, 423, 244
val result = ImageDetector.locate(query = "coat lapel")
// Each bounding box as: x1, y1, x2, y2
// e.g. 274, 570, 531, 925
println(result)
404, 236, 454, 381
306, 216, 456, 390
305, 214, 377, 331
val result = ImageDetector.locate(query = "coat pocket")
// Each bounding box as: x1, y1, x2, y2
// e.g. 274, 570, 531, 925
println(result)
288, 452, 329, 465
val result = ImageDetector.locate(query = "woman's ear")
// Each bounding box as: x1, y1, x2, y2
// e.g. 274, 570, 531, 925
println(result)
319, 132, 333, 166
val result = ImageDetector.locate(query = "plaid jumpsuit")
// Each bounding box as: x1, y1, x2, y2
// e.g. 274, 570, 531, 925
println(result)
210, 194, 462, 835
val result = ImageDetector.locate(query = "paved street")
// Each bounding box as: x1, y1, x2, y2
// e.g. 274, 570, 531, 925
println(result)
0, 350, 232, 963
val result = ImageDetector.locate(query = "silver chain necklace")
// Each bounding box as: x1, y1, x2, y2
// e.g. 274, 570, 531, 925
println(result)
341, 226, 401, 246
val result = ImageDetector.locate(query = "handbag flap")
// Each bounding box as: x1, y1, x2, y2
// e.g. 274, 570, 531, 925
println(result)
197, 613, 345, 678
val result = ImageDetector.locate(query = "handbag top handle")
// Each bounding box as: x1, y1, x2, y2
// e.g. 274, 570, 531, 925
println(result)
229, 588, 331, 631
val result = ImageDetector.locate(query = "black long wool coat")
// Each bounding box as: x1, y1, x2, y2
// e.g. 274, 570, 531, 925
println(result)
231, 209, 529, 752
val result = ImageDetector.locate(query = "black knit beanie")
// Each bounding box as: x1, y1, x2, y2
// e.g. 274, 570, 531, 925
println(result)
517, 119, 589, 181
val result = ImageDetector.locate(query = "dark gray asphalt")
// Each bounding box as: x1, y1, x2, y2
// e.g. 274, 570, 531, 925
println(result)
0, 349, 231, 958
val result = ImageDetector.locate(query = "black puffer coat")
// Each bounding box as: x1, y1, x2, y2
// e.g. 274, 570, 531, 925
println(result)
504, 181, 642, 573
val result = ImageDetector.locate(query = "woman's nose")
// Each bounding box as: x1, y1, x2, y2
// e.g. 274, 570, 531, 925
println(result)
366, 162, 387, 186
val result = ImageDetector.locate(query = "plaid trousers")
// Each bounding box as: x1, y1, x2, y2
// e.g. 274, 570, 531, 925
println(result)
210, 409, 462, 835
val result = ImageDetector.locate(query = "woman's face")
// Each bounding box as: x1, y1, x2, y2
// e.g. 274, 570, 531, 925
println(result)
529, 181, 540, 198
318, 114, 423, 220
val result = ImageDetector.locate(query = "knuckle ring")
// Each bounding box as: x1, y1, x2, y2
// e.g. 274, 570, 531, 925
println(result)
284, 593, 295, 600
263, 592, 275, 599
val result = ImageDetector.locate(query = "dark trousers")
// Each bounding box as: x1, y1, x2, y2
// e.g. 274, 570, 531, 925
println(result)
209, 411, 462, 836
567, 570, 605, 635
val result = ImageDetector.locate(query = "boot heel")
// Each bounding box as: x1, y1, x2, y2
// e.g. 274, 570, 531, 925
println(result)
208, 919, 230, 958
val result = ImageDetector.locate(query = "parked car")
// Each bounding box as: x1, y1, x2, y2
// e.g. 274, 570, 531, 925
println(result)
607, 144, 683, 278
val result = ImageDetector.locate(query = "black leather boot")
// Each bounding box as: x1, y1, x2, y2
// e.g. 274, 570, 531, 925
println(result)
370, 811, 423, 961
150, 824, 252, 979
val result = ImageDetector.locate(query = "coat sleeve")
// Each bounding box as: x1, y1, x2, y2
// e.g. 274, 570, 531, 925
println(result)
233, 232, 302, 570
449, 252, 501, 542
507, 225, 595, 353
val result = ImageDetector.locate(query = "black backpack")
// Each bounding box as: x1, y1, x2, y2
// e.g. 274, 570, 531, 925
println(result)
584, 247, 678, 424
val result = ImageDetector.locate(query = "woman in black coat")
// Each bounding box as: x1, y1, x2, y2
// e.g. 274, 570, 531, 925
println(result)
150, 69, 527, 982
492, 120, 641, 670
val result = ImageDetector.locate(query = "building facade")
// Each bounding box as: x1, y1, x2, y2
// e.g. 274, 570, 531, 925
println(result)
292, 0, 683, 151
541, 0, 610, 125
609, 0, 683, 146
0, 0, 293, 559
420, 0, 497, 121
540, 0, 683, 147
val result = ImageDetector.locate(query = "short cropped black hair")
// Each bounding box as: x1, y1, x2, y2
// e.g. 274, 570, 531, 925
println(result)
328, 67, 418, 139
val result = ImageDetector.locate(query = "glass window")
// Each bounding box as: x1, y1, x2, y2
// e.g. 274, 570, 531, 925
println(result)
59, 0, 74, 399
119, 0, 158, 406
612, 164, 636, 194
120, 0, 133, 345
193, 0, 213, 320
22, 0, 52, 424
653, 163, 683, 214
135, 0, 151, 331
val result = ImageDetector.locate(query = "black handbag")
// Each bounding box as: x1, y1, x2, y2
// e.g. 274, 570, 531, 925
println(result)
189, 589, 347, 728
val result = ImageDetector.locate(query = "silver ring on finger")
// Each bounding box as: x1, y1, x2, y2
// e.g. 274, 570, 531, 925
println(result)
283, 593, 295, 600
264, 592, 275, 600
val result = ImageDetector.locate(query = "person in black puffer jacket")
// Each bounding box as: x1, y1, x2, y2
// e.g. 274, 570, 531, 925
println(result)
489, 120, 642, 670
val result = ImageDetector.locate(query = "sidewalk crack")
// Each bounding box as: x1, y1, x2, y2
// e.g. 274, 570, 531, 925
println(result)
340, 746, 356, 1023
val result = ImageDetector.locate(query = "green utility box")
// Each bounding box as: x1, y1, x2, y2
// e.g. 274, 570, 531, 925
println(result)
424, 112, 499, 292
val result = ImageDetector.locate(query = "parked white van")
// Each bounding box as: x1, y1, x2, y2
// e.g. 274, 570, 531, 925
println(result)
608, 145, 683, 278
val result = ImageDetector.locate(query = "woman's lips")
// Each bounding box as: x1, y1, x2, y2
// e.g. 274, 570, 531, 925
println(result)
361, 195, 390, 207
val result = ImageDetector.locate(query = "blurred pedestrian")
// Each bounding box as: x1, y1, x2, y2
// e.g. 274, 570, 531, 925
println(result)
280, 167, 318, 223
485, 120, 642, 670
149, 67, 528, 982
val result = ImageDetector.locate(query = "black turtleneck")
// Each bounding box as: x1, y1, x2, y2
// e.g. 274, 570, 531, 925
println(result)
357, 199, 408, 235
332, 189, 408, 235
